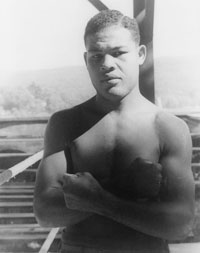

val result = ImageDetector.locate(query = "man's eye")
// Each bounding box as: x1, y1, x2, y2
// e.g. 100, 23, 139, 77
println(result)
112, 51, 125, 57
91, 54, 102, 60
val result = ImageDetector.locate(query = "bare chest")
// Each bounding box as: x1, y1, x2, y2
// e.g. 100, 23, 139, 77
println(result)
69, 113, 160, 181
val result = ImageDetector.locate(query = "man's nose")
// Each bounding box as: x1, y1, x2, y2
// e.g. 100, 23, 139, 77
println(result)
100, 54, 115, 72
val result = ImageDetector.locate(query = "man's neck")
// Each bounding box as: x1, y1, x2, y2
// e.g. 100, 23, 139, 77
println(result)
95, 87, 145, 114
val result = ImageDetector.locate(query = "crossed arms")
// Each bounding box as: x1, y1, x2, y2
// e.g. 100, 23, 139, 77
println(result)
34, 112, 195, 241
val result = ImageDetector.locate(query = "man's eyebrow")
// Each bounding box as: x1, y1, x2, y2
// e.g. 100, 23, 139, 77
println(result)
88, 46, 127, 53
88, 46, 103, 52
88, 49, 102, 53
112, 46, 128, 51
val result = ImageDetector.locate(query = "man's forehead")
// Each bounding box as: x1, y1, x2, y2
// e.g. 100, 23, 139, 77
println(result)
88, 44, 128, 52
85, 26, 134, 51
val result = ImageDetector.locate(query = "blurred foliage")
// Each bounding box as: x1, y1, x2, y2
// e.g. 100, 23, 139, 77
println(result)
0, 66, 95, 118
1, 57, 200, 118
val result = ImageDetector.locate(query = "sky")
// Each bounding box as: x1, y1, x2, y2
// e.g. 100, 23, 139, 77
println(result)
154, 0, 200, 58
153, 0, 200, 96
0, 0, 133, 72
0, 0, 200, 72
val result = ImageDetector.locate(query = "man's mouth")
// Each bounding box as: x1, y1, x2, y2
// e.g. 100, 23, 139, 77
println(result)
101, 75, 121, 83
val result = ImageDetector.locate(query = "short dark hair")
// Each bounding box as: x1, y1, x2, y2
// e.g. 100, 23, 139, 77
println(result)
84, 9, 140, 45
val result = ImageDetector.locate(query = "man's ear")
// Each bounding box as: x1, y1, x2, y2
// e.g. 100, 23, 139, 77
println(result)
84, 52, 87, 66
138, 45, 146, 65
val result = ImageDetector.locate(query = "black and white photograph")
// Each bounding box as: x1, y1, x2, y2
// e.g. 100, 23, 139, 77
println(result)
0, 0, 200, 252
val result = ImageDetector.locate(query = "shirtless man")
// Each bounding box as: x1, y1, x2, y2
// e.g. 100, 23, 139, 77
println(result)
34, 10, 195, 253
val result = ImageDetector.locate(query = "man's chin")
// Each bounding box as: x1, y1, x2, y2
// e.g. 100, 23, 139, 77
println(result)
107, 87, 128, 98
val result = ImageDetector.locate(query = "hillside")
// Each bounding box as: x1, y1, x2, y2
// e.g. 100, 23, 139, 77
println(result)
0, 66, 95, 117
154, 56, 200, 109
0, 57, 199, 118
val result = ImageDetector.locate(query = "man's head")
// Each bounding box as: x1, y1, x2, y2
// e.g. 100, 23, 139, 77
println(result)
84, 10, 146, 104
84, 9, 140, 46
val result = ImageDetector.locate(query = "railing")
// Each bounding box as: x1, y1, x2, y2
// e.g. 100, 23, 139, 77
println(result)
0, 151, 43, 186
0, 150, 61, 253
0, 117, 54, 252
0, 115, 200, 252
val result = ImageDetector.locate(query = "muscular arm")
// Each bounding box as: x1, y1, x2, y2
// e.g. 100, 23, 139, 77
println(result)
97, 115, 195, 240
33, 112, 92, 228
64, 114, 195, 240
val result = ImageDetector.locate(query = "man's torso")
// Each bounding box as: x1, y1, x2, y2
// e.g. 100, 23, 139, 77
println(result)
60, 99, 168, 252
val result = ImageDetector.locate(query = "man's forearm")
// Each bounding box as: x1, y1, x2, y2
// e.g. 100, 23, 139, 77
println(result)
94, 189, 194, 241
62, 171, 194, 240
34, 188, 92, 228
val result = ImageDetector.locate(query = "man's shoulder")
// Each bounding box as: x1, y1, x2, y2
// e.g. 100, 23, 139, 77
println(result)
48, 98, 93, 128
49, 104, 81, 124
155, 110, 189, 132
44, 98, 94, 157
154, 110, 191, 149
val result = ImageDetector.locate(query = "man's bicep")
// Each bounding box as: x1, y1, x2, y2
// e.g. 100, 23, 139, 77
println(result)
161, 154, 194, 203
160, 122, 194, 204
43, 112, 67, 157
35, 151, 67, 195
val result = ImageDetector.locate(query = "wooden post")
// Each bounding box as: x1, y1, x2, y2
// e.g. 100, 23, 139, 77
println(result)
87, 0, 108, 11
134, 0, 155, 103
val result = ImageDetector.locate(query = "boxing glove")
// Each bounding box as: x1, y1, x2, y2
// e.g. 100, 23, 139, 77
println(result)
111, 157, 163, 199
